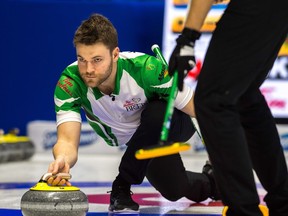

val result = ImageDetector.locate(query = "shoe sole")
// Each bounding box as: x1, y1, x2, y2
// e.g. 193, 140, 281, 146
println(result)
108, 208, 140, 213
222, 204, 268, 216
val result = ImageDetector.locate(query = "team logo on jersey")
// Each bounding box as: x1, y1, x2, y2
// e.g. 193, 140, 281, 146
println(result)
158, 65, 169, 81
123, 98, 146, 111
57, 77, 73, 96
146, 64, 156, 70
132, 98, 141, 103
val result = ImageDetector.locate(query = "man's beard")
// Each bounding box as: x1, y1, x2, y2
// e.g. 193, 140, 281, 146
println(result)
82, 60, 113, 88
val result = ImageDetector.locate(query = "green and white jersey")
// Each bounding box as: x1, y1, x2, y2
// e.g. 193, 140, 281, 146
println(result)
54, 52, 193, 146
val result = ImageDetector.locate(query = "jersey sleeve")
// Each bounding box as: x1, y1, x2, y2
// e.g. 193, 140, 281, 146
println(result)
54, 70, 83, 126
140, 55, 193, 109
139, 55, 173, 99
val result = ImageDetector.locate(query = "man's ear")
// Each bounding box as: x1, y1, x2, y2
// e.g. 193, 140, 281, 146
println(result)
113, 47, 120, 61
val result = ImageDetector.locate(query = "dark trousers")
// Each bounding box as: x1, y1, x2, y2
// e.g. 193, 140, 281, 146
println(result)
116, 100, 211, 202
194, 0, 288, 215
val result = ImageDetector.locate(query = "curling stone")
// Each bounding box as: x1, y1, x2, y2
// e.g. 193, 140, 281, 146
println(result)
21, 173, 89, 216
0, 128, 35, 163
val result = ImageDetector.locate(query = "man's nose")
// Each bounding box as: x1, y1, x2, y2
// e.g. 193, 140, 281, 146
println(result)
86, 61, 94, 72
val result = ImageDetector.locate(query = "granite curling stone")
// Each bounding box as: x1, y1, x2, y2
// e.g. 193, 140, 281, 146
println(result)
0, 128, 35, 163
21, 173, 89, 216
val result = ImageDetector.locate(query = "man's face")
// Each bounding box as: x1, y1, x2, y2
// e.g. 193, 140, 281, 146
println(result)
76, 43, 119, 88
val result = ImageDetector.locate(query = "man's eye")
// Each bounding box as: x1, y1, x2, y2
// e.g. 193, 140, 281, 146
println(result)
78, 58, 86, 63
93, 58, 101, 63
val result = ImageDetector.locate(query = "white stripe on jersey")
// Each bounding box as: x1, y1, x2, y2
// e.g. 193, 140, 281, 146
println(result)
54, 96, 80, 107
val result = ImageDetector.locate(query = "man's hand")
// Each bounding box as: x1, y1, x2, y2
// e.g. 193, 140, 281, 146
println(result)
168, 28, 201, 91
47, 156, 71, 186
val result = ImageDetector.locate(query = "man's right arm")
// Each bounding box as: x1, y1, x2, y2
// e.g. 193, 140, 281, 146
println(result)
47, 121, 81, 186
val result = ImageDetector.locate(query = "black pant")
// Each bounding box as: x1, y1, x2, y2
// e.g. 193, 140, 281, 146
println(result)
116, 100, 211, 202
194, 0, 288, 215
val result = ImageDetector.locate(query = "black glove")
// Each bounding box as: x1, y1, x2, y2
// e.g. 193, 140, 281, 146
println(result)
168, 28, 201, 91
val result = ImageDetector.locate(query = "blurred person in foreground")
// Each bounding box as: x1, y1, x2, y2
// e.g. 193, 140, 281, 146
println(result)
168, 0, 288, 215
